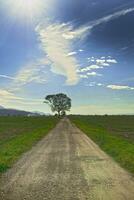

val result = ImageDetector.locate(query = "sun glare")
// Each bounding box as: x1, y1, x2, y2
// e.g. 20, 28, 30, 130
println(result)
7, 0, 43, 21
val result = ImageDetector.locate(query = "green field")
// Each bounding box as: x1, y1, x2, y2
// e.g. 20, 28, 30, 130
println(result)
0, 116, 58, 173
70, 115, 134, 174
1, 116, 134, 176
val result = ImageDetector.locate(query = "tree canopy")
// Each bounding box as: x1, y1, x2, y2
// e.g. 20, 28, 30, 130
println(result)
44, 93, 71, 116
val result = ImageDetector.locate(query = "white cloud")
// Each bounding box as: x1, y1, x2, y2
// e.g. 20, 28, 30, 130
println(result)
89, 65, 103, 70
36, 22, 86, 85
62, 33, 74, 40
97, 83, 104, 86
87, 72, 102, 76
96, 59, 110, 66
101, 62, 110, 66
78, 56, 117, 81
96, 59, 105, 64
106, 59, 117, 64
79, 74, 88, 79
87, 57, 117, 66
78, 65, 103, 72
85, 82, 104, 87
87, 57, 95, 60
67, 51, 77, 56
107, 85, 134, 90
79, 49, 84, 52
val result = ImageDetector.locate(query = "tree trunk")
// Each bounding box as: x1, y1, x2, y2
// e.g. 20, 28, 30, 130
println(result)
58, 111, 61, 116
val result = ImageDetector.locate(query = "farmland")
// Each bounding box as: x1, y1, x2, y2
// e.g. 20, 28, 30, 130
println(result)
70, 115, 134, 174
0, 116, 58, 173
0, 116, 134, 199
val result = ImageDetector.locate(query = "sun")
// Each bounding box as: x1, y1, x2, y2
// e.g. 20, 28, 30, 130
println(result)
6, 0, 43, 21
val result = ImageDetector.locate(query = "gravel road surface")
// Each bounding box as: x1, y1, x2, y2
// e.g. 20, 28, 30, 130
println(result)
0, 118, 134, 200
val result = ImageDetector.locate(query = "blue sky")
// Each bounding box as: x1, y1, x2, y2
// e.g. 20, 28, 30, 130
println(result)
0, 0, 134, 114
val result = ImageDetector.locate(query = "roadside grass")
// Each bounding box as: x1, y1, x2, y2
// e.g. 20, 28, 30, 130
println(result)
70, 115, 134, 174
0, 116, 59, 173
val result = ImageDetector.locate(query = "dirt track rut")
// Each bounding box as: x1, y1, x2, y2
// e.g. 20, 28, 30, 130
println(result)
0, 118, 134, 200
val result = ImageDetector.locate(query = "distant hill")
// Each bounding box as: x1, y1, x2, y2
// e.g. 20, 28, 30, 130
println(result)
0, 105, 49, 116
0, 108, 32, 116
0, 105, 50, 117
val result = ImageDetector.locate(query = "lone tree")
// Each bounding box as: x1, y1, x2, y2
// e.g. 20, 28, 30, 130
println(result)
44, 93, 71, 116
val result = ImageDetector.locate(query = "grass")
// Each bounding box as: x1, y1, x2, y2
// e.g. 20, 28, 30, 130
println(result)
0, 116, 59, 173
70, 115, 134, 174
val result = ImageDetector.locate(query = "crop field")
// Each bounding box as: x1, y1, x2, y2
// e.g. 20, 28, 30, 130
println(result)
70, 115, 134, 174
0, 116, 58, 174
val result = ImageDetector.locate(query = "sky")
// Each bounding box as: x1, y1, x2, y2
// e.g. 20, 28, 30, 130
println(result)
0, 0, 134, 115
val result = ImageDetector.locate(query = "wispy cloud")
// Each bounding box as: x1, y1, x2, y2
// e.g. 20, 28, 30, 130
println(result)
0, 90, 44, 109
64, 7, 134, 40
0, 89, 23, 101
0, 59, 49, 90
86, 7, 134, 33
15, 64, 46, 85
12, 59, 49, 89
0, 87, 44, 108
36, 23, 85, 85
62, 24, 90, 40
0, 74, 16, 80
107, 85, 134, 90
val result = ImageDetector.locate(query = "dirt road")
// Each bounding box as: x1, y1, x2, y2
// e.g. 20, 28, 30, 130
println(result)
0, 118, 134, 200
